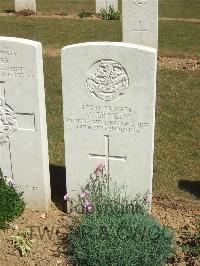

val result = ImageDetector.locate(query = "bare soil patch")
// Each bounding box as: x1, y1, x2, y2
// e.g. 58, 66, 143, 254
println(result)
0, 11, 101, 21
1, 11, 200, 23
0, 196, 199, 266
160, 17, 200, 23
43, 48, 60, 57
152, 195, 200, 266
43, 48, 200, 72
158, 56, 200, 71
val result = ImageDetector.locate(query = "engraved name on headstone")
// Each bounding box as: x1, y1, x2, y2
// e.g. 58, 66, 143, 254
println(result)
96, 0, 118, 14
62, 42, 157, 207
122, 0, 158, 49
0, 37, 50, 209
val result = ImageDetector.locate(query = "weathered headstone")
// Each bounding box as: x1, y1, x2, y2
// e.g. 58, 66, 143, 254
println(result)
122, 0, 158, 49
0, 37, 50, 210
96, 0, 118, 14
62, 42, 157, 205
15, 0, 36, 13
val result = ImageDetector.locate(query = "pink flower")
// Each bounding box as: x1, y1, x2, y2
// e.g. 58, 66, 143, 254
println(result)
84, 201, 93, 212
94, 163, 105, 174
79, 191, 88, 199
64, 193, 69, 201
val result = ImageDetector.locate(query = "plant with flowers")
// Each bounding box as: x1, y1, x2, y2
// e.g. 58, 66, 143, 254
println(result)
0, 169, 25, 229
75, 164, 149, 216
66, 165, 174, 265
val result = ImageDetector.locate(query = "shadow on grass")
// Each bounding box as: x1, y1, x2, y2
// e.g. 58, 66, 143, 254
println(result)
50, 164, 67, 212
178, 180, 200, 199
3, 9, 15, 13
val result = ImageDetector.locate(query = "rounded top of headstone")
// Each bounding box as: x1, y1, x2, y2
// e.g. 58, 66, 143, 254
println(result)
0, 36, 41, 48
61, 42, 157, 54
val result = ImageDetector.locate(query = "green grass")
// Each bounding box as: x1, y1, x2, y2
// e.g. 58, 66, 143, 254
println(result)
1, 0, 200, 19
0, 0, 95, 14
0, 17, 121, 49
159, 20, 200, 57
0, 16, 199, 57
154, 69, 200, 198
43, 56, 64, 165
159, 0, 200, 19
37, 0, 95, 15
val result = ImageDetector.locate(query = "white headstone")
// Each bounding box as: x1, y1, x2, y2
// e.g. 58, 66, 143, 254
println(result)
15, 0, 36, 13
122, 0, 158, 49
0, 37, 50, 210
62, 42, 157, 206
96, 0, 118, 14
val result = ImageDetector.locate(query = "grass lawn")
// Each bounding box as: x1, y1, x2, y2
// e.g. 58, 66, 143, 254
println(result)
0, 16, 199, 57
159, 0, 200, 19
154, 69, 200, 198
1, 0, 200, 19
159, 20, 200, 58
0, 0, 95, 14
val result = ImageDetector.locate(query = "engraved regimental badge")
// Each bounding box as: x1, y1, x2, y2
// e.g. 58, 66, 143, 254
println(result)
0, 96, 17, 145
86, 59, 129, 101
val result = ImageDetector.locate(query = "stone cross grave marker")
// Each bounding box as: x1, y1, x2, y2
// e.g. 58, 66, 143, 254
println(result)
0, 37, 50, 210
15, 0, 36, 13
122, 0, 158, 49
96, 0, 118, 14
89, 134, 126, 172
61, 42, 157, 206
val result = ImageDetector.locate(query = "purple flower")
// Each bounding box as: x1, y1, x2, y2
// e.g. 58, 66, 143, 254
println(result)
84, 201, 93, 212
64, 193, 69, 201
94, 163, 105, 174
79, 191, 88, 199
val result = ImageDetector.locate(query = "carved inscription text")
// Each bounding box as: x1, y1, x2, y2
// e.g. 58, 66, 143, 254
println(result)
66, 104, 150, 134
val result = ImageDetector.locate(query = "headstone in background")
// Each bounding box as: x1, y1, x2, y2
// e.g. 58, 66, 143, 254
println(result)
122, 0, 158, 49
96, 0, 118, 14
15, 0, 36, 13
0, 37, 50, 210
62, 42, 157, 206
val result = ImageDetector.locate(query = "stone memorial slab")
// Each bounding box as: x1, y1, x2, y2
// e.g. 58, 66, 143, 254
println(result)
0, 37, 50, 210
15, 0, 36, 13
62, 42, 157, 205
122, 0, 158, 49
96, 0, 118, 13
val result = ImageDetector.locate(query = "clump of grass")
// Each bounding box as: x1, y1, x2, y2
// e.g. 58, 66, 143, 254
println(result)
0, 170, 25, 229
11, 228, 34, 256
100, 5, 120, 20
66, 165, 174, 265
78, 10, 92, 18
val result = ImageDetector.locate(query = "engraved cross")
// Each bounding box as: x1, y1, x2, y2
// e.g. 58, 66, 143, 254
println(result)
132, 20, 147, 44
89, 135, 126, 172
0, 80, 36, 178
